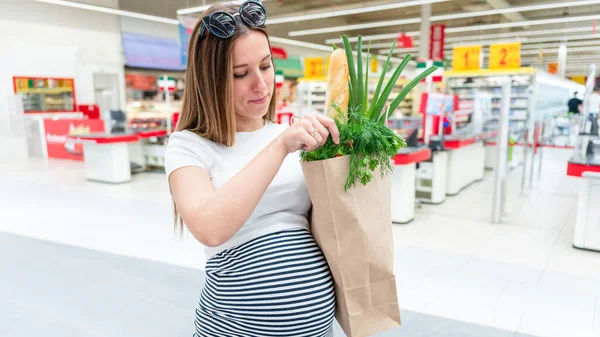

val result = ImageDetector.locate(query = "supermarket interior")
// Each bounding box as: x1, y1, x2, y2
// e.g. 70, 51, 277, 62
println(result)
2, 0, 600, 336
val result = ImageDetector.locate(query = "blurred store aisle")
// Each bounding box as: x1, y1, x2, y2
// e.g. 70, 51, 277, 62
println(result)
1, 148, 599, 337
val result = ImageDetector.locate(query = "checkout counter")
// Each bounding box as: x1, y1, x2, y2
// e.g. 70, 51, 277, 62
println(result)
437, 130, 498, 196
73, 133, 141, 184
567, 140, 600, 253
391, 146, 431, 224
66, 129, 170, 184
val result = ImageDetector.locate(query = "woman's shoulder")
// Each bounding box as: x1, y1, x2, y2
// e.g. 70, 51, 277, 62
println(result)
167, 130, 219, 149
165, 130, 223, 161
165, 130, 220, 176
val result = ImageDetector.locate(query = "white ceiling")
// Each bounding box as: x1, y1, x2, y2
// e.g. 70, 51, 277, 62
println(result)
114, 0, 600, 75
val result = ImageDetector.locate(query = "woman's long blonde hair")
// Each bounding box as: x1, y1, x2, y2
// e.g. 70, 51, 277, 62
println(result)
173, 3, 276, 233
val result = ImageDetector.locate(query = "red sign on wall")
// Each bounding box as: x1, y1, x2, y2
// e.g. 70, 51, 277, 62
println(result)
125, 74, 157, 91
429, 24, 446, 61
43, 119, 105, 161
271, 47, 288, 59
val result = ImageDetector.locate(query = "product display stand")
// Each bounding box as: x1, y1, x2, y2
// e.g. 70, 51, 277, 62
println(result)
416, 151, 448, 204
70, 133, 140, 184
296, 78, 327, 117
391, 146, 431, 224
567, 64, 600, 252
492, 77, 512, 224
442, 131, 497, 195
568, 160, 600, 252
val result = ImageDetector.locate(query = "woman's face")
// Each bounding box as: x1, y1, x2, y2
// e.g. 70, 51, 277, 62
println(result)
231, 30, 274, 121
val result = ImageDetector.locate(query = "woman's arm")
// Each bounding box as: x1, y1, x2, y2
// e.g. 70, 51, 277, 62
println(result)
169, 115, 339, 247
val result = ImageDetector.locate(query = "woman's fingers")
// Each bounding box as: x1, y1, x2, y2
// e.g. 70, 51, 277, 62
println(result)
313, 114, 340, 144
306, 117, 329, 146
291, 114, 341, 151
300, 131, 319, 152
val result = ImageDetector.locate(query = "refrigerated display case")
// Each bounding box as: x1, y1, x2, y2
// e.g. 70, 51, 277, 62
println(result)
13, 76, 76, 113
295, 76, 416, 118
296, 77, 327, 117
445, 67, 582, 170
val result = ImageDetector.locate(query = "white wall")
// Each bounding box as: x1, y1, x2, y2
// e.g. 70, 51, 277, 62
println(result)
0, 0, 126, 124
0, 0, 128, 159
120, 16, 179, 40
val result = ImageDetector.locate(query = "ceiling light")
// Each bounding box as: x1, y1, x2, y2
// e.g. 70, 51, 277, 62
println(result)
374, 34, 600, 53
329, 13, 600, 44
326, 32, 418, 45
34, 0, 179, 25
295, 0, 600, 37
448, 34, 600, 48
177, 0, 269, 16
269, 0, 448, 25
521, 55, 600, 62
177, 0, 444, 17
447, 15, 600, 34
268, 36, 413, 66
268, 36, 332, 52
435, 0, 600, 21
289, 18, 421, 36
520, 47, 600, 55
446, 27, 593, 43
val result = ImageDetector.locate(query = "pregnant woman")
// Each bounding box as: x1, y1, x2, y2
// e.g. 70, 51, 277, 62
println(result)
164, 1, 339, 336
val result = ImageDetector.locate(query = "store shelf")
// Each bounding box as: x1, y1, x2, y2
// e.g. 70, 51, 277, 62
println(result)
446, 68, 581, 136
297, 78, 414, 118
17, 88, 73, 94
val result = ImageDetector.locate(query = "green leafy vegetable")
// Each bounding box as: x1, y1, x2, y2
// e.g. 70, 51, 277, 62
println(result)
300, 108, 406, 190
300, 34, 437, 191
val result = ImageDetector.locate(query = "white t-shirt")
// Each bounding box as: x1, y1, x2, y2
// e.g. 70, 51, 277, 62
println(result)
164, 121, 311, 260
588, 93, 600, 113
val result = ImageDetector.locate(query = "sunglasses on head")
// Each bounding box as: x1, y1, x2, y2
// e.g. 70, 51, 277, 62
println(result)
199, 0, 267, 40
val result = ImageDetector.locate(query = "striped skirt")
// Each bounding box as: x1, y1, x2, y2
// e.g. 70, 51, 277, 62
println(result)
193, 229, 336, 337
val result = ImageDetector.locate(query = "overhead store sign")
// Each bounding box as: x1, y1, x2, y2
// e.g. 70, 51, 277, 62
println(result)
397, 33, 414, 48
370, 55, 378, 73
570, 76, 586, 85
158, 76, 176, 92
273, 57, 304, 79
417, 60, 444, 83
303, 56, 330, 78
489, 42, 521, 69
178, 16, 197, 68
271, 47, 288, 59
452, 45, 482, 71
276, 70, 284, 88
125, 74, 157, 90
122, 32, 184, 71
429, 24, 446, 61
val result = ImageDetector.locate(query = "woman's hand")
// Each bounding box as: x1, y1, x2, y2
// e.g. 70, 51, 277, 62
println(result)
279, 114, 341, 153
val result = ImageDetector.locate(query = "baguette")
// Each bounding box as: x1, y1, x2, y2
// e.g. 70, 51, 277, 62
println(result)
325, 49, 350, 121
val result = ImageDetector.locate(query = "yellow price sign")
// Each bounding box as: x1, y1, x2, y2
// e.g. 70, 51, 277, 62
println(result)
489, 42, 521, 69
452, 45, 481, 71
304, 57, 325, 78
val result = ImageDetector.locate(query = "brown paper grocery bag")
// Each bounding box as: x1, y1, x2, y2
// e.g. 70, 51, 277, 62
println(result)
301, 155, 401, 337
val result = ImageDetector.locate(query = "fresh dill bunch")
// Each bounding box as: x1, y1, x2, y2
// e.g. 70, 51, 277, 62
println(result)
300, 108, 406, 190
299, 34, 435, 191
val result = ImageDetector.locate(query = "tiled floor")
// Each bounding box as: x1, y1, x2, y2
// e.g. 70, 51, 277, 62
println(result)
0, 232, 537, 337
1, 146, 600, 337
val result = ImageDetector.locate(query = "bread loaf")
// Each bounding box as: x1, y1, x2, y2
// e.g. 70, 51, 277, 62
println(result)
325, 49, 350, 121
